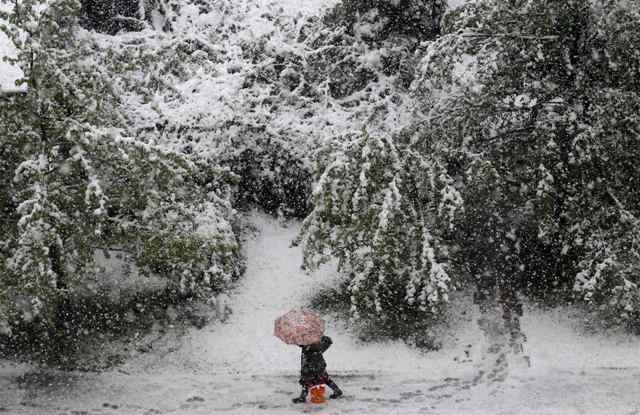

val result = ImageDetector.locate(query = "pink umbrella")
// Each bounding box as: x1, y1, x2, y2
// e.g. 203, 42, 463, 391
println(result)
274, 309, 325, 345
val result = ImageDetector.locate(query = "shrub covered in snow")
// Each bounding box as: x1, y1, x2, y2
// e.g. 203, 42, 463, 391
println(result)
223, 131, 313, 218
329, 0, 446, 40
79, 0, 180, 34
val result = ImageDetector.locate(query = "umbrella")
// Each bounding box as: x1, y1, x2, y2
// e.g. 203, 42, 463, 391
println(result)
274, 309, 325, 345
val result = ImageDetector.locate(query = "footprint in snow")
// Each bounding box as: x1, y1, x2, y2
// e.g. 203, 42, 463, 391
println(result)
186, 396, 205, 402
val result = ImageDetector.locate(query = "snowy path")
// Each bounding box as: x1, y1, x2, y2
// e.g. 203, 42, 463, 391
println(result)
1, 213, 640, 414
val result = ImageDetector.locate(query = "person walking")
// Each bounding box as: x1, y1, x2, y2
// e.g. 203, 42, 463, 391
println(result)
274, 309, 344, 403
292, 335, 343, 403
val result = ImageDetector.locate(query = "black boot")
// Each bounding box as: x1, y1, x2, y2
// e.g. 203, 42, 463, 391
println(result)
292, 388, 307, 404
326, 379, 343, 399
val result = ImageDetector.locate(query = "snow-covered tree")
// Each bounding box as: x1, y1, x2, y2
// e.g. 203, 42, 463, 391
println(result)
0, 0, 122, 332
414, 0, 640, 326
83, 0, 430, 219
79, 0, 319, 218
299, 130, 462, 326
0, 0, 240, 344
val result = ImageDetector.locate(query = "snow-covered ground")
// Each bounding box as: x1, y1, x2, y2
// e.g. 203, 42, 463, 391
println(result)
0, 213, 639, 414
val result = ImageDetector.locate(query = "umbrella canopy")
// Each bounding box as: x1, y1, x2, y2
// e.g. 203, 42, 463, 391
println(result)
274, 309, 325, 345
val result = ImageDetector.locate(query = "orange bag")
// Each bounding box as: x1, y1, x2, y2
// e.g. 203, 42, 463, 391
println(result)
309, 385, 326, 404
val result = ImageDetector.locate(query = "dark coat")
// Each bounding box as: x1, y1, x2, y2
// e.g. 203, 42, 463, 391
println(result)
300, 336, 332, 377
